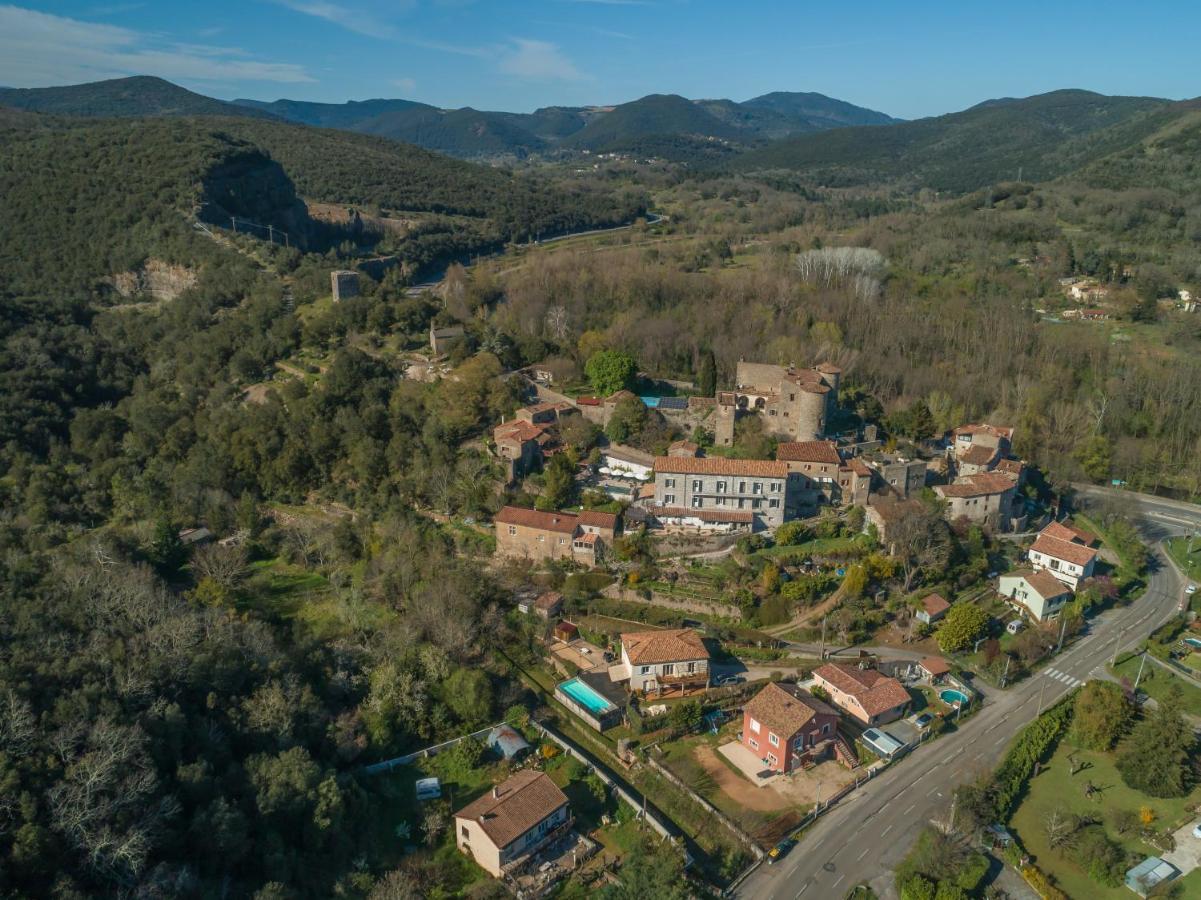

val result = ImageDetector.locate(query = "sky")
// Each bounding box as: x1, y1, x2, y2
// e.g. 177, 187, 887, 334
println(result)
2, 1, 1199, 118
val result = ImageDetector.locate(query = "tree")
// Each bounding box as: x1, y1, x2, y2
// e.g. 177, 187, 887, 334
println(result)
1071, 681, 1133, 750
605, 395, 648, 445
585, 350, 637, 397
890, 504, 952, 591
1075, 434, 1112, 482
536, 451, 577, 511
936, 603, 990, 653
1116, 689, 1195, 797
697, 347, 717, 396
146, 518, 186, 576
599, 842, 689, 900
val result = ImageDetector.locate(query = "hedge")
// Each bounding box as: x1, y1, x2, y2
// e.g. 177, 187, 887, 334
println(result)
991, 695, 1074, 819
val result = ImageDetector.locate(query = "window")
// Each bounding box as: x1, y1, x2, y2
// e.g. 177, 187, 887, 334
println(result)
716, 481, 726, 493
662, 664, 674, 676
738, 481, 747, 493
664, 494, 675, 505
769, 499, 780, 508
753, 482, 763, 494
692, 479, 703, 492
749, 737, 759, 750
789, 393, 796, 401
766, 753, 778, 767
749, 718, 760, 734
537, 535, 545, 542
686, 661, 696, 673
691, 496, 703, 508
822, 723, 830, 734
753, 499, 762, 509
640, 666, 650, 675
716, 497, 726, 506
508, 525, 517, 535
664, 477, 676, 488
771, 482, 781, 492
768, 732, 780, 747
462, 826, 470, 839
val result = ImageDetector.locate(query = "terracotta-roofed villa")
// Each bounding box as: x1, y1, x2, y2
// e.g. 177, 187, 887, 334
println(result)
998, 569, 1075, 622
917, 657, 952, 683
493, 505, 619, 565
740, 682, 858, 772
454, 770, 571, 878
812, 663, 912, 726
610, 628, 710, 695
1028, 524, 1099, 590
651, 455, 790, 529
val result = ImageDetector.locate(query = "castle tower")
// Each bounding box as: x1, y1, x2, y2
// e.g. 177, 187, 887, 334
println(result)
715, 392, 737, 446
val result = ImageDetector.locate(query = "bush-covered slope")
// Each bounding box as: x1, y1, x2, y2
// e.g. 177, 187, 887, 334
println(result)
0, 75, 273, 120
732, 89, 1173, 191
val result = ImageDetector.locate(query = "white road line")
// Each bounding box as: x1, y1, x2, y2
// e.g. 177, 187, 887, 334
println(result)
904, 803, 916, 815
857, 847, 870, 861
795, 884, 809, 898
833, 875, 845, 887
881, 824, 893, 836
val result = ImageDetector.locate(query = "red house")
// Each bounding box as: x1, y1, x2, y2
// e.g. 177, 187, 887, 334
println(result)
740, 682, 856, 773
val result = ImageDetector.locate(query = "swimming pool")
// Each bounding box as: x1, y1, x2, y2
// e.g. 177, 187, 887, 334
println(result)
559, 677, 617, 715
940, 689, 971, 706
1184, 638, 1201, 649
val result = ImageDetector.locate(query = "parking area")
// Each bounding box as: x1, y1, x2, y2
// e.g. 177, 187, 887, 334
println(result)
884, 717, 922, 748
549, 638, 609, 674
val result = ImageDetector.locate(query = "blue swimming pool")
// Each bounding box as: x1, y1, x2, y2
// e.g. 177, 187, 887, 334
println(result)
940, 689, 971, 706
1185, 638, 1201, 649
559, 677, 617, 715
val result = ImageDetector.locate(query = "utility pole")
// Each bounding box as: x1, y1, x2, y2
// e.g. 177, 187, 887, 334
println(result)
1037, 674, 1048, 715
1134, 651, 1148, 691
267, 224, 274, 244
1056, 616, 1068, 654
1000, 655, 1011, 689
1112, 624, 1127, 666
820, 617, 827, 660
231, 216, 236, 233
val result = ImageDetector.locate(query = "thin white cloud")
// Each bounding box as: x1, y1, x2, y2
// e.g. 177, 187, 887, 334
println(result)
499, 38, 588, 82
0, 5, 313, 86
392, 76, 417, 93
269, 0, 404, 39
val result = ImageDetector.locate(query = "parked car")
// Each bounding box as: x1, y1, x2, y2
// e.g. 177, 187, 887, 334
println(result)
715, 674, 745, 686
1006, 619, 1025, 635
767, 838, 797, 864
1187, 584, 1197, 596
1193, 822, 1201, 839
909, 712, 935, 730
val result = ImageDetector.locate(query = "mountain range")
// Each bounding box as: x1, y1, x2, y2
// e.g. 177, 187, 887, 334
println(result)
0, 76, 899, 161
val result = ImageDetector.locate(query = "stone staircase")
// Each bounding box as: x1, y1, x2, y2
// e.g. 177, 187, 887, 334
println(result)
833, 731, 860, 769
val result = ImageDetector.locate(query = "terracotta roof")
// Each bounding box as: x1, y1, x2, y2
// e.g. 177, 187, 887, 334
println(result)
574, 532, 599, 546
813, 663, 911, 718
576, 396, 602, 406
954, 423, 1014, 440
535, 591, 564, 610
654, 456, 788, 478
668, 439, 700, 456
622, 628, 709, 665
454, 770, 568, 849
920, 593, 951, 617
654, 507, 755, 524
743, 682, 838, 738
1030, 533, 1097, 568
777, 440, 841, 465
816, 362, 842, 374
495, 420, 547, 443
604, 390, 638, 404
578, 510, 618, 529
848, 458, 873, 477
1011, 568, 1074, 600
919, 657, 951, 677
637, 484, 655, 500
798, 382, 830, 395
994, 458, 1025, 476
1040, 520, 1096, 547
495, 506, 579, 534
960, 444, 999, 466
936, 472, 1017, 498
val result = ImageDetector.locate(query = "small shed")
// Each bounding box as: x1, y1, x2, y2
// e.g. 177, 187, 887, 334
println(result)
534, 591, 564, 620
554, 621, 579, 643
918, 657, 952, 683
1125, 857, 1178, 897
178, 527, 214, 546
487, 725, 532, 761
916, 593, 951, 624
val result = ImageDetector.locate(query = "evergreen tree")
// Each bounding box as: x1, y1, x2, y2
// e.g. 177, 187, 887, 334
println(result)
697, 347, 717, 396
1116, 688, 1195, 797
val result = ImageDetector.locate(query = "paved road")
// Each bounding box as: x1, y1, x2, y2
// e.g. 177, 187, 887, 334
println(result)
738, 492, 1200, 900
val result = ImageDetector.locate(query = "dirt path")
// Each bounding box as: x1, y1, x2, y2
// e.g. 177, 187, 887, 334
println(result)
692, 746, 790, 812
762, 586, 846, 637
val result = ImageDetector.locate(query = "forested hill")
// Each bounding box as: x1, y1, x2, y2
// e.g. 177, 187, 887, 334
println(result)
730, 89, 1177, 191
0, 75, 274, 120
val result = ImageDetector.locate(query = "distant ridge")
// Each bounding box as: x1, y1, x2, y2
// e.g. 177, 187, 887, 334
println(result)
0, 75, 275, 120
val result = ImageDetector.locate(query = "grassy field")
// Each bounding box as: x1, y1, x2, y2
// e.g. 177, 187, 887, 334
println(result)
1110, 653, 1201, 718
753, 535, 868, 562
240, 557, 397, 639
1168, 536, 1201, 583
1009, 741, 1201, 900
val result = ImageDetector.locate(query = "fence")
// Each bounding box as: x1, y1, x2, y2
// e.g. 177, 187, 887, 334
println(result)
532, 721, 678, 843
642, 753, 764, 859
362, 721, 506, 774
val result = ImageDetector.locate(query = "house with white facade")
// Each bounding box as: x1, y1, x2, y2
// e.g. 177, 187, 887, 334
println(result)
651, 456, 790, 530
1028, 523, 1099, 589
610, 628, 710, 695
999, 569, 1074, 622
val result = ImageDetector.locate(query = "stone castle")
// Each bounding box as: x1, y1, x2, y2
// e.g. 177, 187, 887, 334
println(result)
715, 360, 842, 446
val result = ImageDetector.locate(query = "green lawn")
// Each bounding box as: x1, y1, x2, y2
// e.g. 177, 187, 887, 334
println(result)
754, 535, 868, 562
1168, 537, 1201, 583
240, 557, 397, 639
1110, 653, 1201, 718
1009, 741, 1201, 900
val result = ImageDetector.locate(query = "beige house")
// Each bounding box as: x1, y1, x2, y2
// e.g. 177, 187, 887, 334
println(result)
999, 569, 1074, 622
652, 456, 790, 529
812, 663, 911, 726
454, 770, 571, 878
1028, 523, 1098, 590
776, 440, 871, 515
610, 628, 710, 695
933, 471, 1020, 531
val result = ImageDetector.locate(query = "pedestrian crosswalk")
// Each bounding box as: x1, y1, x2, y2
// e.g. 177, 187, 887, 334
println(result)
1044, 667, 1084, 688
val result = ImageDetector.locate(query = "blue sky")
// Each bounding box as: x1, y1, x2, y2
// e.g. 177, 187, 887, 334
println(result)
2, 1, 1198, 118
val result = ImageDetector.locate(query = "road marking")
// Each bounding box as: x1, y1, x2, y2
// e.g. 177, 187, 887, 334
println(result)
994, 734, 1008, 746
833, 875, 845, 888
795, 884, 809, 898
904, 803, 916, 815
857, 847, 870, 861
881, 824, 893, 836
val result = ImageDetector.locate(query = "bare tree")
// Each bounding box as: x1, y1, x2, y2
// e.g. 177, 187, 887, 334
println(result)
191, 543, 248, 591
1044, 807, 1074, 848
888, 503, 952, 591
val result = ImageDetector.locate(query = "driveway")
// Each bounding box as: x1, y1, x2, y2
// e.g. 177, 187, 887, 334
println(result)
1162, 818, 1201, 878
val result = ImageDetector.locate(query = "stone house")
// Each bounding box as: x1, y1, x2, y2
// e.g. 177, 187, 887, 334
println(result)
430, 323, 466, 355
776, 440, 871, 515
454, 770, 571, 878
651, 456, 790, 529
741, 682, 856, 772
864, 494, 926, 545
933, 471, 1020, 531
949, 424, 1014, 475
811, 663, 912, 726
493, 506, 619, 565
610, 628, 710, 695
493, 402, 577, 483
330, 270, 359, 302
874, 455, 928, 496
